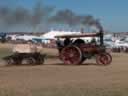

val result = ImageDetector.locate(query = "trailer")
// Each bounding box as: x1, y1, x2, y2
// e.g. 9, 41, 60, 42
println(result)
3, 43, 45, 65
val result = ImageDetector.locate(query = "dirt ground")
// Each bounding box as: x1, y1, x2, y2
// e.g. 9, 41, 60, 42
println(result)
0, 44, 128, 95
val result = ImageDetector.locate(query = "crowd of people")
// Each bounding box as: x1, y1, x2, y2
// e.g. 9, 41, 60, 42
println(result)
111, 47, 128, 53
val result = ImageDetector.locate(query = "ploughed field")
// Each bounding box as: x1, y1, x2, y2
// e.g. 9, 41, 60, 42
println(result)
0, 43, 128, 96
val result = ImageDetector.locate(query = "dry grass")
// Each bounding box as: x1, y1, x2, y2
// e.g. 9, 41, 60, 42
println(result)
0, 43, 128, 96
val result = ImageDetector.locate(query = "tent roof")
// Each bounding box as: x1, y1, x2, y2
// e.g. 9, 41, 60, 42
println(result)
41, 30, 81, 39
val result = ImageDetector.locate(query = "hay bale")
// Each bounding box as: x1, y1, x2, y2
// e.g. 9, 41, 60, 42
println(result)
12, 44, 42, 53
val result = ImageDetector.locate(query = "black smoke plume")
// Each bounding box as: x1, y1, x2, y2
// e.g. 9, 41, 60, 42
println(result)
50, 9, 103, 31
0, 1, 54, 32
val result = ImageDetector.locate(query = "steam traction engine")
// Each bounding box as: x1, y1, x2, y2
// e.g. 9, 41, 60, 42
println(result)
55, 29, 112, 65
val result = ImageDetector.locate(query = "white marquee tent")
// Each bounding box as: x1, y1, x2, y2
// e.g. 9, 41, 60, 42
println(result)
41, 30, 81, 39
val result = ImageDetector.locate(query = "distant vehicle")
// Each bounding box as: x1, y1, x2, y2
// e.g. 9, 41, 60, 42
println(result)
104, 39, 115, 48
7, 35, 17, 41
123, 37, 128, 42
32, 37, 52, 44
15, 35, 37, 41
0, 32, 7, 43
114, 40, 128, 47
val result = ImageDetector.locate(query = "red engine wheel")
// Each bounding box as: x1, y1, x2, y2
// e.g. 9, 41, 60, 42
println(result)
96, 52, 112, 65
60, 45, 82, 65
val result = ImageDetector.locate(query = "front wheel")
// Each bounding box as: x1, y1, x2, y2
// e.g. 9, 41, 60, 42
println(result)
96, 52, 112, 65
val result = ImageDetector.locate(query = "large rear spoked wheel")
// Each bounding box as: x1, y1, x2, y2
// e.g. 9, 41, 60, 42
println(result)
60, 45, 82, 65
96, 52, 112, 65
